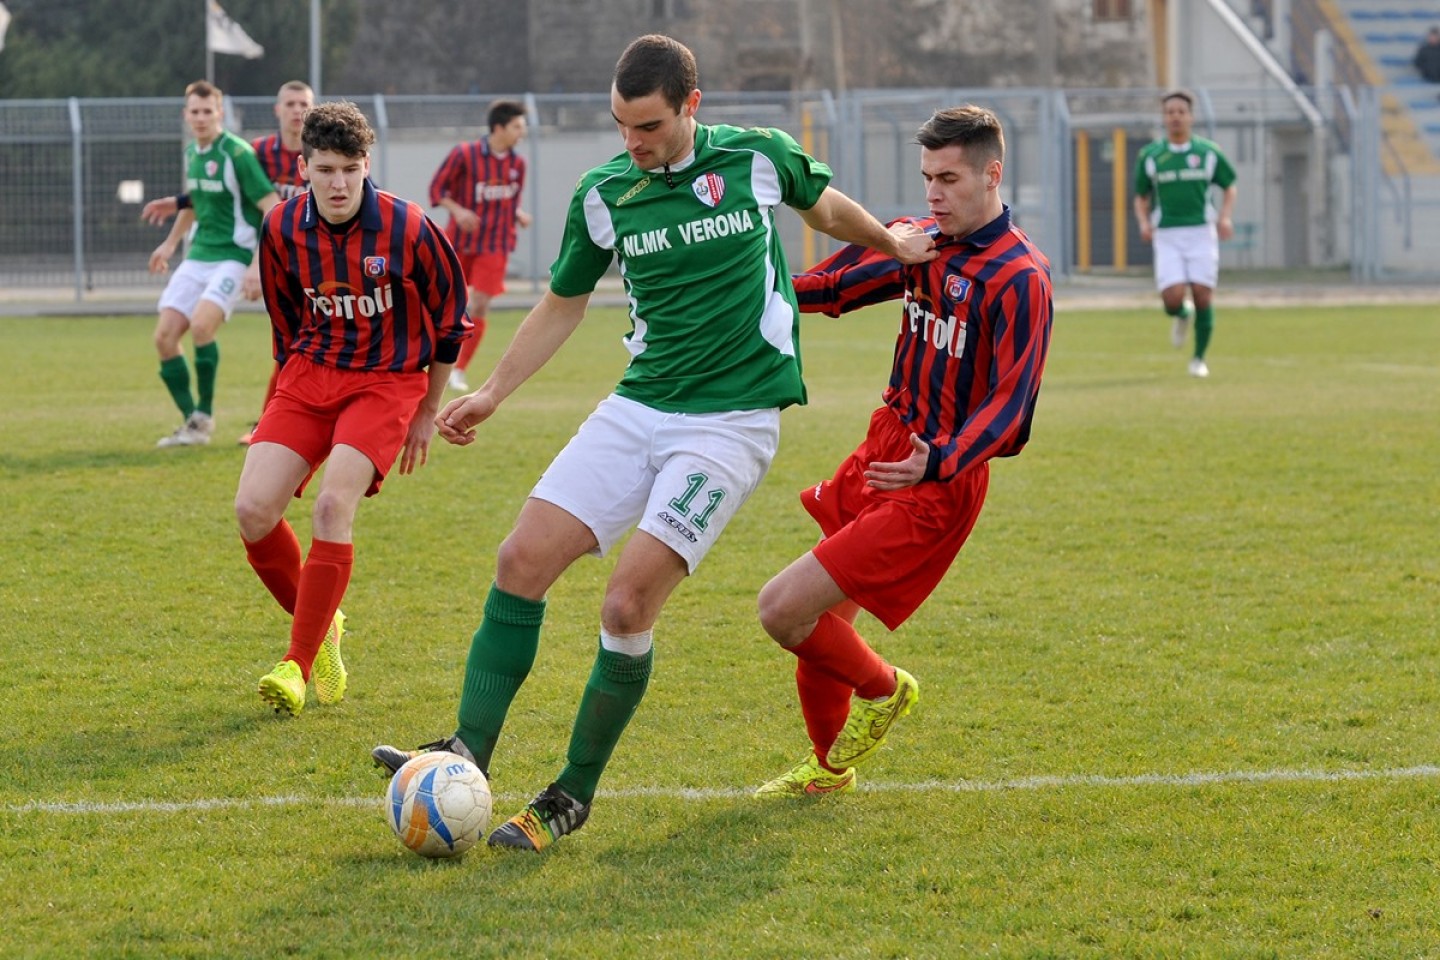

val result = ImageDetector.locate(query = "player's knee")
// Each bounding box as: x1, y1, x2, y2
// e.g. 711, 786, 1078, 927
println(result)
493, 532, 553, 599
234, 490, 280, 541
600, 585, 655, 636
310, 489, 358, 539
756, 579, 797, 645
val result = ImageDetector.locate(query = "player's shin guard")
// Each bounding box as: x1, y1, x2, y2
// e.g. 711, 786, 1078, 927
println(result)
455, 584, 545, 773
283, 538, 353, 679
556, 644, 654, 805
1194, 305, 1215, 359
193, 341, 219, 415
796, 658, 853, 764
243, 520, 302, 614
791, 611, 895, 700
159, 355, 195, 416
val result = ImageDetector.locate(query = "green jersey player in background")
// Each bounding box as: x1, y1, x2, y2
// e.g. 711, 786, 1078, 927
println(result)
147, 80, 278, 446
1133, 89, 1237, 378
373, 33, 936, 850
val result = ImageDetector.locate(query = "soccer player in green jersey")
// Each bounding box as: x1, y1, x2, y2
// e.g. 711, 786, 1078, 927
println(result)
372, 33, 936, 851
1133, 89, 1238, 378
147, 80, 278, 446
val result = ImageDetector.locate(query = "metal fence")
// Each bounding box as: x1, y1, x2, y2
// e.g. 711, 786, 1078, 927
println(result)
1, 85, 1435, 301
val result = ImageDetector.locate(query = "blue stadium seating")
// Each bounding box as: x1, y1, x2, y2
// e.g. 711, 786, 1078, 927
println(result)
1336, 0, 1440, 161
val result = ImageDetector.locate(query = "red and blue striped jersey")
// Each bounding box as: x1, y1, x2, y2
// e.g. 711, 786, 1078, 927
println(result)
792, 206, 1053, 482
250, 133, 306, 200
259, 179, 472, 373
428, 137, 526, 255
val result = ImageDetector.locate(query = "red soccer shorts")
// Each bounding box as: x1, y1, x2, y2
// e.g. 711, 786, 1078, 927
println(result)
251, 358, 429, 498
460, 252, 509, 297
806, 406, 990, 631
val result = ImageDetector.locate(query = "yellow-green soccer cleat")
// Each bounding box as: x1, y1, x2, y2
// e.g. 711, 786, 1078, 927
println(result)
488, 783, 591, 852
753, 755, 857, 798
258, 659, 306, 717
825, 667, 919, 769
311, 609, 347, 705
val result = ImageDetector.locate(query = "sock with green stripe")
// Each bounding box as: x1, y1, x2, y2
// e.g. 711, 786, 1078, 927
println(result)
159, 355, 195, 417
455, 584, 545, 773
556, 643, 654, 805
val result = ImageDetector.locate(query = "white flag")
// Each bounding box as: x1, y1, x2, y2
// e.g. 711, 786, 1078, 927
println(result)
0, 3, 13, 54
207, 0, 264, 60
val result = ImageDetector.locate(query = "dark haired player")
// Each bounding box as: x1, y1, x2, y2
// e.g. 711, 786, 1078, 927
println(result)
236, 100, 470, 717
372, 34, 934, 850
1132, 89, 1237, 378
755, 104, 1054, 796
429, 98, 532, 391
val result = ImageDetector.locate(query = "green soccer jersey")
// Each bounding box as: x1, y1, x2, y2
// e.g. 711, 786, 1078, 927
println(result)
183, 129, 275, 265
1133, 136, 1236, 230
549, 122, 833, 414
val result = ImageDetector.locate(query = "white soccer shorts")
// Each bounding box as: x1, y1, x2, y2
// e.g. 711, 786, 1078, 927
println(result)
157, 258, 249, 320
1152, 224, 1219, 291
530, 393, 780, 573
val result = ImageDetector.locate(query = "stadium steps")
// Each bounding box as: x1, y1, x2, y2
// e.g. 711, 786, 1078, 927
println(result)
1327, 0, 1440, 173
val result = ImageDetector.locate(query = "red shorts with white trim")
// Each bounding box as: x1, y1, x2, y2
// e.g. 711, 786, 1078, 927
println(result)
806, 406, 989, 631
251, 358, 428, 498
460, 252, 509, 297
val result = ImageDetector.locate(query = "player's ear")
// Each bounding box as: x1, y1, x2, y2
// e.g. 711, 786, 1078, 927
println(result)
298, 156, 309, 181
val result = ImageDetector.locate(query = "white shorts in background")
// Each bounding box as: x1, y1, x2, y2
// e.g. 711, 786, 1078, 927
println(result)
157, 259, 248, 320
1152, 224, 1219, 291
530, 393, 781, 573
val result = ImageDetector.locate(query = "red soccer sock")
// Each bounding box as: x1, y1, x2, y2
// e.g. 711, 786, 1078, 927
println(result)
242, 520, 301, 615
795, 659, 852, 768
791, 611, 897, 701
283, 538, 353, 679
455, 314, 487, 371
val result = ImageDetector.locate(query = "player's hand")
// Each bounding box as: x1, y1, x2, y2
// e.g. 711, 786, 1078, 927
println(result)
890, 221, 937, 265
398, 407, 438, 474
148, 243, 175, 274
1216, 217, 1235, 242
516, 209, 533, 229
242, 266, 263, 300
1138, 223, 1153, 244
452, 208, 481, 233
436, 390, 499, 446
863, 433, 930, 490
141, 197, 179, 226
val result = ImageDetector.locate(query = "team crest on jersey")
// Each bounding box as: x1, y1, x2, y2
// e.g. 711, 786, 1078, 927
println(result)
693, 173, 725, 208
205, 160, 218, 177
364, 256, 388, 277
1187, 154, 1201, 168
945, 274, 972, 302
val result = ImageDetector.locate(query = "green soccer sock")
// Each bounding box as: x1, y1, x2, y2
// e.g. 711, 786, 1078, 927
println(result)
455, 584, 545, 774
193, 341, 219, 415
1194, 305, 1215, 359
159, 355, 195, 417
556, 644, 654, 805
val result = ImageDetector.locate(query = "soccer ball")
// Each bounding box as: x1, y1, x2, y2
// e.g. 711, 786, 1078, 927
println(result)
386, 751, 492, 858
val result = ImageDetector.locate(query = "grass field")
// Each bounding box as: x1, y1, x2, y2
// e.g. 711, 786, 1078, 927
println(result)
1, 301, 1437, 959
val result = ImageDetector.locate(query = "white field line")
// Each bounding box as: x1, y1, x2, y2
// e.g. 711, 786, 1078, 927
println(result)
8, 763, 1440, 816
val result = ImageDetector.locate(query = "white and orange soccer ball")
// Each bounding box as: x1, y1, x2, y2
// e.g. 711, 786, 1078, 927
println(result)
386, 751, 492, 858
